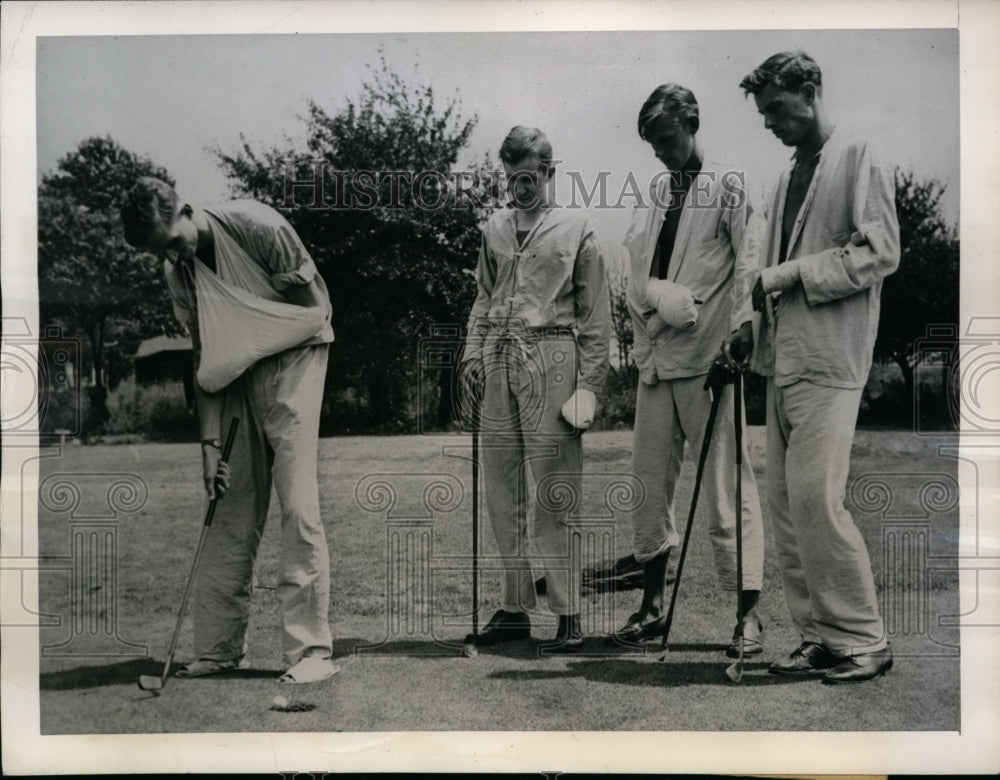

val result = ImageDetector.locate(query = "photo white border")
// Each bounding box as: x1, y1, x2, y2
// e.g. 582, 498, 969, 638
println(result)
2, 0, 998, 775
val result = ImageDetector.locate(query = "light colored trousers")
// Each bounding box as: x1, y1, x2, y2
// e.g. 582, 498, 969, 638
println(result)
766, 379, 886, 656
480, 335, 582, 616
631, 375, 764, 591
193, 344, 333, 667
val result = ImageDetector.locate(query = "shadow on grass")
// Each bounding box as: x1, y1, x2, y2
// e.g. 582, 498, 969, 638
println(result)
345, 636, 541, 659
337, 638, 738, 661
41, 658, 156, 690
490, 657, 807, 688
40, 658, 288, 690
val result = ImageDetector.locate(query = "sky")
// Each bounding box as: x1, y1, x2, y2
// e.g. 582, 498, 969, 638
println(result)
37, 29, 958, 247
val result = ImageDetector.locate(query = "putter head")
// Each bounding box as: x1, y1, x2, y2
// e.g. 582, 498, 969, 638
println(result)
137, 674, 164, 693
724, 661, 744, 683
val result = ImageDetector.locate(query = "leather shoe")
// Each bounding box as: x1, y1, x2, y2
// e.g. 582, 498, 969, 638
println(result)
541, 614, 584, 653
822, 645, 893, 684
769, 641, 838, 675
465, 610, 530, 646
606, 612, 667, 646
725, 614, 764, 658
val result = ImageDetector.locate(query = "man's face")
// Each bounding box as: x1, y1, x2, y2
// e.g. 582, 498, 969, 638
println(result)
140, 211, 198, 264
503, 154, 548, 210
644, 114, 697, 172
753, 83, 817, 147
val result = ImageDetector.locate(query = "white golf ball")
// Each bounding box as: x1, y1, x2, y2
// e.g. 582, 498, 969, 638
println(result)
271, 695, 288, 709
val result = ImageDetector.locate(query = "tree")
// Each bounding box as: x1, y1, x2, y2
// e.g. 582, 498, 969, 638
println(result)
37, 137, 182, 428
605, 245, 635, 378
217, 58, 497, 432
875, 169, 960, 408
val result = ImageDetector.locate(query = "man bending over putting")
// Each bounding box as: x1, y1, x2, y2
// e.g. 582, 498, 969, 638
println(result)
121, 178, 338, 684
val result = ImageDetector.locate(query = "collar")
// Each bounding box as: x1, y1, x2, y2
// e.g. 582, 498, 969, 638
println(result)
504, 202, 555, 225
790, 125, 836, 166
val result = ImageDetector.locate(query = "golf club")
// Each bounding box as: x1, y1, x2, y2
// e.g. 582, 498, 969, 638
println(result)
462, 425, 480, 658
658, 378, 725, 657
725, 370, 745, 683
460, 368, 482, 658
138, 416, 240, 693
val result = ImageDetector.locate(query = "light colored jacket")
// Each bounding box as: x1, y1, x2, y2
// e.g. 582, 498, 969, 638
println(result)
463, 205, 610, 394
624, 158, 763, 384
751, 129, 900, 389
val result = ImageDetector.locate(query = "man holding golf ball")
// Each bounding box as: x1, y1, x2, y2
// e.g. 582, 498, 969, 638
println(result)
613, 83, 767, 655
121, 178, 338, 685
460, 126, 610, 652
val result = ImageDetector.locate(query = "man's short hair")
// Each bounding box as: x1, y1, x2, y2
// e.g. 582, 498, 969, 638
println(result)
637, 84, 700, 140
740, 50, 823, 96
499, 126, 554, 174
120, 177, 179, 248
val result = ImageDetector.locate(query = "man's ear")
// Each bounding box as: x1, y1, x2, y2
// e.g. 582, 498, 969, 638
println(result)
687, 115, 700, 135
801, 82, 818, 104
179, 203, 194, 218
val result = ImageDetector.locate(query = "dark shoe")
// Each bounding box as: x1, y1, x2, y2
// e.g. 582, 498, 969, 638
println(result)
606, 612, 667, 646
540, 614, 584, 653
581, 553, 645, 594
769, 641, 838, 675
822, 645, 893, 684
465, 610, 530, 646
725, 614, 764, 658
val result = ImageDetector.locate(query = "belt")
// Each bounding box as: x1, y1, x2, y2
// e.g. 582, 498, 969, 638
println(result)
488, 325, 576, 363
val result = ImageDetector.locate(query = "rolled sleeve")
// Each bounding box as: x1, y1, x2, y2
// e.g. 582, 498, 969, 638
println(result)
270, 259, 318, 291
761, 261, 802, 294
798, 149, 900, 305
264, 217, 320, 291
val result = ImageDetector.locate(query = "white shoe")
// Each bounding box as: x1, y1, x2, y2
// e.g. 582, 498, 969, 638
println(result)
278, 656, 340, 684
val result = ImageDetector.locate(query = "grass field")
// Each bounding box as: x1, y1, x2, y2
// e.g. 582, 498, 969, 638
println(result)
36, 428, 960, 734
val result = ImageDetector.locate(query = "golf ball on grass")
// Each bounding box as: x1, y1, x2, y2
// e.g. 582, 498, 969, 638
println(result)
270, 695, 317, 713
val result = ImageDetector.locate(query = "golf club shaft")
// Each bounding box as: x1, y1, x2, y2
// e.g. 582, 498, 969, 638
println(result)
734, 372, 744, 665
158, 417, 240, 681
472, 426, 479, 637
660, 387, 724, 649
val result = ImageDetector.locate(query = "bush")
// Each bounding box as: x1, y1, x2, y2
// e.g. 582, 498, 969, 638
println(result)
104, 379, 198, 442
743, 371, 767, 426
593, 368, 638, 430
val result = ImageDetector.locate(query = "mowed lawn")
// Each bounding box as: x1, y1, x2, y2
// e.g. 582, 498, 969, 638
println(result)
36, 428, 960, 734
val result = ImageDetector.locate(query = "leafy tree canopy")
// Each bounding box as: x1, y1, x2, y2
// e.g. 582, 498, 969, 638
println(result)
38, 136, 182, 391
217, 58, 497, 431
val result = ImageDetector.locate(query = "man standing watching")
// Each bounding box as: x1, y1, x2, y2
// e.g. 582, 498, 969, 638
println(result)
739, 51, 899, 683
613, 84, 766, 657
461, 126, 609, 652
121, 178, 339, 684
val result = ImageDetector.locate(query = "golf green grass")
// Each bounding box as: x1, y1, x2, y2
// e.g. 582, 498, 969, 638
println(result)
37, 428, 960, 733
